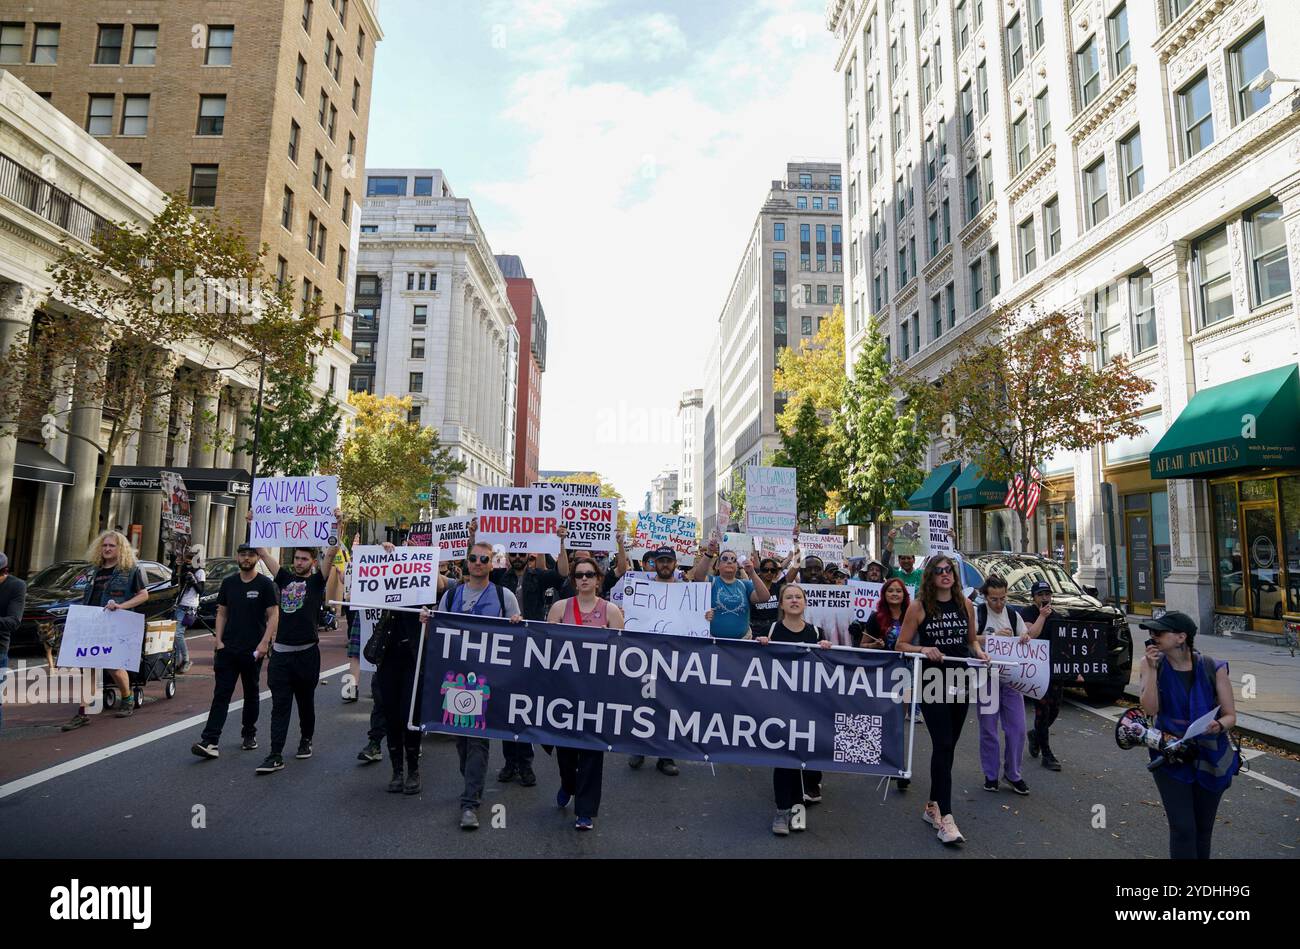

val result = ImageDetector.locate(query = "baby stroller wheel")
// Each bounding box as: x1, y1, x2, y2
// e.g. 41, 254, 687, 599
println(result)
102, 686, 119, 710
165, 679, 177, 699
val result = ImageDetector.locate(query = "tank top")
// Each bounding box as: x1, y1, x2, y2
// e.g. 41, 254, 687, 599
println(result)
562, 596, 609, 628
917, 596, 970, 660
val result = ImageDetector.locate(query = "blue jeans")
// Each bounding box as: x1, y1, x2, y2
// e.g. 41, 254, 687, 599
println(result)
173, 607, 191, 666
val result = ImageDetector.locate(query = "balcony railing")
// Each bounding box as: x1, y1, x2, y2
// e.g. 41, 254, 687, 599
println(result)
0, 151, 114, 245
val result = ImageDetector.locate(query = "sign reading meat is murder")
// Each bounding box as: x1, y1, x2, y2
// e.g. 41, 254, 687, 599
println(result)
1046, 618, 1113, 679
476, 486, 562, 555
251, 475, 338, 546
534, 481, 617, 552
351, 545, 440, 607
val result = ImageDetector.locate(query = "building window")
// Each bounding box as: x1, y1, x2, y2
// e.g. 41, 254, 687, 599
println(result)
1130, 270, 1157, 354
281, 187, 295, 230
189, 165, 218, 206
411, 338, 425, 359
337, 246, 346, 281
312, 152, 323, 191
367, 176, 406, 197
129, 25, 158, 65
1083, 157, 1109, 227
773, 251, 786, 271
328, 104, 337, 140
1076, 37, 1100, 107
965, 167, 980, 221
32, 24, 59, 64
1043, 197, 1060, 258
87, 95, 114, 136
922, 58, 933, 105
295, 55, 306, 95
342, 189, 352, 224
817, 285, 828, 304
1179, 72, 1214, 159
925, 134, 936, 184
96, 24, 124, 64
205, 26, 234, 66
1169, 0, 1194, 19
1231, 27, 1271, 122
357, 26, 366, 58
1109, 4, 1131, 74
1007, 15, 1024, 78
946, 282, 956, 329
813, 197, 823, 210
0, 23, 24, 64
409, 372, 423, 394
353, 78, 361, 112
1013, 113, 1031, 172
931, 294, 943, 340
1035, 88, 1051, 148
121, 94, 149, 136
414, 224, 436, 233
829, 197, 839, 211
413, 304, 427, 326
1246, 199, 1291, 306
1119, 129, 1143, 202
957, 1, 969, 49
969, 260, 984, 310
799, 173, 812, 188
303, 0, 314, 32
413, 176, 434, 197
961, 83, 974, 137
1029, 0, 1045, 50
276, 256, 288, 290
288, 120, 300, 161
833, 285, 843, 305
1096, 283, 1123, 363
928, 213, 940, 259
942, 199, 951, 245
977, 60, 988, 114
1193, 226, 1233, 327
797, 196, 808, 210
1018, 216, 1037, 275
307, 214, 318, 253
357, 275, 379, 296
989, 245, 1000, 295
197, 95, 226, 136
800, 315, 812, 335
981, 152, 993, 203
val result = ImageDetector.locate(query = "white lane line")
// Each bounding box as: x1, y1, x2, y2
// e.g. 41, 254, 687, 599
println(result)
0, 662, 351, 801
1065, 697, 1300, 798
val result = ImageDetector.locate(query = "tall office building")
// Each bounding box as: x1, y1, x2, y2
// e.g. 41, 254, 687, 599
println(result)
828, 0, 1300, 637
650, 469, 679, 514
677, 389, 704, 520
496, 255, 548, 487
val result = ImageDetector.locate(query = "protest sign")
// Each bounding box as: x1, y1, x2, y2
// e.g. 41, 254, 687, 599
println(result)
418, 616, 914, 777
620, 577, 712, 637
251, 475, 338, 546
721, 532, 756, 564
160, 470, 191, 563
800, 584, 855, 646
926, 512, 954, 554
535, 482, 617, 552
746, 466, 798, 534
759, 535, 794, 558
1047, 618, 1113, 679
633, 513, 697, 566
890, 511, 929, 557
983, 634, 1052, 699
408, 517, 472, 560
356, 607, 384, 673
57, 605, 145, 673
799, 533, 845, 564
475, 486, 562, 554
850, 580, 882, 621
350, 545, 440, 607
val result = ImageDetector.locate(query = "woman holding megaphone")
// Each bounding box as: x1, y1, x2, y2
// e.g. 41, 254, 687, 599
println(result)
1138, 611, 1239, 859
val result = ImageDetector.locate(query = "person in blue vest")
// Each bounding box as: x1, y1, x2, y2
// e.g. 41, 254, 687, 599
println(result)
436, 539, 523, 830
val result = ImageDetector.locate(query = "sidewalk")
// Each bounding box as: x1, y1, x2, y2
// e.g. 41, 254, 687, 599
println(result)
1122, 628, 1300, 752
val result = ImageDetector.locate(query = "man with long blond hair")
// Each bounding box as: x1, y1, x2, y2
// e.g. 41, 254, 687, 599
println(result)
61, 530, 150, 730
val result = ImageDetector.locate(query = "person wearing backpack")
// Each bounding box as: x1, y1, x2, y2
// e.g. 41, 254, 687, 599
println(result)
1139, 612, 1239, 859
974, 575, 1031, 795
755, 584, 833, 836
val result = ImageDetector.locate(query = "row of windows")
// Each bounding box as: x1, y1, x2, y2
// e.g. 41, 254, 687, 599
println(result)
792, 195, 839, 211
770, 278, 843, 306
83, 92, 226, 137
773, 314, 830, 339
367, 175, 443, 197
877, 244, 1000, 363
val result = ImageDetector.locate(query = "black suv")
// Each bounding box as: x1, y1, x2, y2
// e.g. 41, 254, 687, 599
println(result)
956, 551, 1133, 703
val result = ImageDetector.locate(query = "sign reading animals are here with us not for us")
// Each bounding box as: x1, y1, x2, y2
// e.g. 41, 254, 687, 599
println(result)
250, 476, 338, 546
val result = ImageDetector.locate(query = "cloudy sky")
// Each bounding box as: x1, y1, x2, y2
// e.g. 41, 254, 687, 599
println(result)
367, 0, 842, 508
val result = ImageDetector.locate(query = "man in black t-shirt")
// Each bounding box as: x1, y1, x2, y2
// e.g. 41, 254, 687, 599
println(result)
1020, 580, 1063, 771
191, 544, 278, 758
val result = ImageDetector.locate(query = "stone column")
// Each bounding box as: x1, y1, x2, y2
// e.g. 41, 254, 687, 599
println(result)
209, 387, 236, 554
170, 378, 194, 468
1073, 446, 1110, 595
0, 281, 40, 546
133, 352, 179, 562
445, 277, 467, 426
56, 340, 109, 560
232, 388, 255, 546
1274, 170, 1300, 336
1145, 241, 1214, 633
188, 372, 221, 556
29, 362, 73, 571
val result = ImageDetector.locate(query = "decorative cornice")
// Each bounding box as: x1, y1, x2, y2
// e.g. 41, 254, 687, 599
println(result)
1067, 65, 1137, 148
1155, 0, 1237, 62
959, 208, 996, 250
922, 244, 953, 283
896, 277, 919, 315
1007, 143, 1056, 205
1163, 0, 1263, 88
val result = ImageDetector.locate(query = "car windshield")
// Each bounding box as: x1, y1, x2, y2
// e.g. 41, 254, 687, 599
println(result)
27, 562, 91, 592
205, 559, 241, 583
969, 555, 1085, 597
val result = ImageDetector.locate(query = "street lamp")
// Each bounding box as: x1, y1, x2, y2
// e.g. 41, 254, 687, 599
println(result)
1247, 69, 1299, 94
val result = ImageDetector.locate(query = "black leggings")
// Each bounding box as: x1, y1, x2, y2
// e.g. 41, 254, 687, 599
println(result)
1153, 769, 1225, 859
378, 646, 422, 773
919, 698, 968, 815
773, 768, 823, 810
1033, 682, 1063, 752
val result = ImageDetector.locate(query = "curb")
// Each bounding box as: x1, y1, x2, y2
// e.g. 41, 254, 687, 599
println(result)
1123, 682, 1300, 755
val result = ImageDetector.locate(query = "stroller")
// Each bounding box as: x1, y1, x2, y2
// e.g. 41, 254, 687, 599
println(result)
103, 619, 178, 709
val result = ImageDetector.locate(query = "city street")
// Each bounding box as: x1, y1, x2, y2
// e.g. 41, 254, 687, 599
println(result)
3, 631, 1298, 859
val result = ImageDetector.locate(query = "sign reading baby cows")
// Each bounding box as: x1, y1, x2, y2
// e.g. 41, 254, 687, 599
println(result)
351, 545, 440, 607
251, 475, 338, 546
476, 487, 563, 554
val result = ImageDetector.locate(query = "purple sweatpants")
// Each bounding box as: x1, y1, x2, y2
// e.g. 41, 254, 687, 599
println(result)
978, 678, 1026, 782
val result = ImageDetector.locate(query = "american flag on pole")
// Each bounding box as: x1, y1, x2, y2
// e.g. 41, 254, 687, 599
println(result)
1024, 465, 1044, 519
1004, 473, 1024, 510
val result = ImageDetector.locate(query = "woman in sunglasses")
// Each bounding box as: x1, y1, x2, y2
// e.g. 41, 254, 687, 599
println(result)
896, 554, 987, 846
748, 557, 789, 637
546, 557, 624, 831
689, 542, 770, 639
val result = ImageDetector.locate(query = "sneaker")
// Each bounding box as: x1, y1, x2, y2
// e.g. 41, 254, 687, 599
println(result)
387, 772, 405, 793
922, 801, 942, 828
179, 660, 194, 674
255, 754, 284, 774
497, 762, 519, 783
357, 740, 382, 763
771, 810, 791, 836
937, 814, 965, 846
1041, 752, 1062, 772
518, 765, 537, 787
61, 714, 91, 732
895, 778, 910, 791
983, 778, 998, 792
403, 772, 421, 795
114, 697, 135, 718
656, 758, 680, 776
574, 816, 594, 831
242, 737, 259, 751
1005, 777, 1031, 795
459, 808, 479, 830
628, 755, 645, 770
556, 788, 572, 809
1027, 731, 1040, 758
295, 739, 312, 759
191, 741, 219, 759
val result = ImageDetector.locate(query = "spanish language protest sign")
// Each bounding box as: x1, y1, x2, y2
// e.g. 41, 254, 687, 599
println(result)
620, 577, 712, 637
350, 545, 440, 608
418, 616, 913, 776
800, 584, 855, 646
983, 634, 1052, 699
745, 466, 798, 534
58, 606, 145, 673
1046, 618, 1113, 679
251, 475, 338, 546
799, 532, 845, 563
475, 486, 563, 554
535, 481, 617, 552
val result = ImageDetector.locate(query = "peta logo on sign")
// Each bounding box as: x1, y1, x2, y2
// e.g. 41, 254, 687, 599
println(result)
385, 593, 401, 603
50, 879, 152, 929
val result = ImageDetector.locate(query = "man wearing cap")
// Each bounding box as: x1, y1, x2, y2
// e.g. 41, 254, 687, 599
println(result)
627, 545, 684, 776
0, 552, 27, 732
1020, 580, 1063, 771
191, 543, 278, 758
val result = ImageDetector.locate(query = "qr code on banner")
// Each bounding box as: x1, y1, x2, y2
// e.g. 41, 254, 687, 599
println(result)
833, 713, 882, 764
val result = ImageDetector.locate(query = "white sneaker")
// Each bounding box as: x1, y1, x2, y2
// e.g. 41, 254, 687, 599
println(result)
937, 814, 965, 846
771, 810, 791, 836
922, 801, 942, 828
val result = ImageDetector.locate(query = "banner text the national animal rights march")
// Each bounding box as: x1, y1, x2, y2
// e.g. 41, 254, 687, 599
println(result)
418, 616, 913, 777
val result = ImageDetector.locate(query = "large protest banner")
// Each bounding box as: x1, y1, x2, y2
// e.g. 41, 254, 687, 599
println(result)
799, 533, 845, 563
534, 481, 617, 552
476, 486, 562, 554
1046, 618, 1113, 679
799, 584, 855, 646
408, 517, 472, 560
418, 616, 914, 777
251, 475, 338, 546
350, 545, 440, 607
745, 466, 798, 534
57, 606, 146, 673
982, 634, 1052, 699
620, 577, 712, 637
632, 512, 697, 566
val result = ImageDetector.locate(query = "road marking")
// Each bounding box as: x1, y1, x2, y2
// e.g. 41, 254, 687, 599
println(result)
1066, 697, 1300, 797
0, 662, 351, 801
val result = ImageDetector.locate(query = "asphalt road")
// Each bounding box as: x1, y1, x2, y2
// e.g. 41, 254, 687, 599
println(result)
3, 662, 1299, 858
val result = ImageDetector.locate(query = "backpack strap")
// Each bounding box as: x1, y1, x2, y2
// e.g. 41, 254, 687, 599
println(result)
977, 602, 988, 634
495, 581, 506, 616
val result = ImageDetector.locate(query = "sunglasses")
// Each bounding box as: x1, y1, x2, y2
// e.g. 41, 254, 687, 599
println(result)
574, 571, 599, 580
719, 556, 738, 564
760, 566, 779, 573
932, 565, 954, 575
466, 554, 492, 564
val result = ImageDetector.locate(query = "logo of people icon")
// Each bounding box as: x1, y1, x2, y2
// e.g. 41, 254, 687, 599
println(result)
441, 671, 490, 729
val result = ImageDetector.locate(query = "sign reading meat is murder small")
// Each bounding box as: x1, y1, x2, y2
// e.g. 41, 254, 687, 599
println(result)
476, 486, 563, 555
351, 545, 440, 607
1046, 618, 1112, 679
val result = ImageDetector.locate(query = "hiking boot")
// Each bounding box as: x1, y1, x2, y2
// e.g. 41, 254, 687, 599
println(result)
61, 713, 91, 732
387, 770, 405, 793
403, 771, 421, 795
191, 741, 219, 759
357, 740, 382, 763
937, 814, 965, 846
771, 810, 791, 836
114, 696, 135, 718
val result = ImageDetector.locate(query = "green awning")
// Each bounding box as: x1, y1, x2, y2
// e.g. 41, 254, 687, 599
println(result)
907, 461, 961, 511
835, 504, 874, 526
1150, 364, 1300, 479
951, 463, 1007, 508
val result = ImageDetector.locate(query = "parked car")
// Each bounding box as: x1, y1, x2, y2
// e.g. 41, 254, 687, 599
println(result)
13, 560, 179, 657
955, 551, 1133, 703
194, 557, 273, 630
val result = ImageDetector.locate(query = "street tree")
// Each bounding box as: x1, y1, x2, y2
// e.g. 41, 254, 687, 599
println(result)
245, 361, 342, 477
903, 306, 1154, 550
772, 305, 846, 435
773, 399, 834, 529
540, 470, 632, 533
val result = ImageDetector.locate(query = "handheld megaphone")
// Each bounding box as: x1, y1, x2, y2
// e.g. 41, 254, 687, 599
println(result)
1115, 708, 1196, 771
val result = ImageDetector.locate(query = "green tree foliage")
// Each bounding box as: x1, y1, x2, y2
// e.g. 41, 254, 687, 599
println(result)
245, 363, 341, 477
773, 399, 834, 529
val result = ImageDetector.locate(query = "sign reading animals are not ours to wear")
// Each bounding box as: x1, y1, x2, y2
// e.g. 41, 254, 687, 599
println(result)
745, 466, 798, 534
350, 545, 440, 608
476, 486, 563, 554
251, 475, 338, 546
